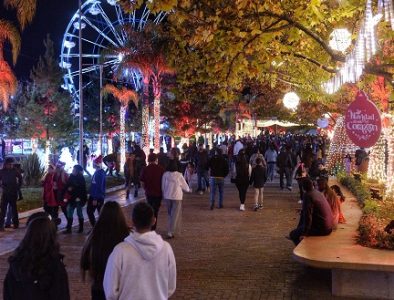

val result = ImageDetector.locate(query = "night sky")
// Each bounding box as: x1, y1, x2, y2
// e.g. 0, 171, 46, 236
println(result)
0, 0, 78, 79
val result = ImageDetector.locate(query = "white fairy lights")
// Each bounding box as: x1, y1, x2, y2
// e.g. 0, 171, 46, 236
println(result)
322, 0, 391, 94
329, 29, 352, 52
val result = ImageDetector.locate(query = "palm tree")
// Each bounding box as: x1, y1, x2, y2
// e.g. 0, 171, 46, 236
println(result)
0, 20, 21, 111
103, 84, 138, 172
150, 52, 173, 152
4, 0, 37, 30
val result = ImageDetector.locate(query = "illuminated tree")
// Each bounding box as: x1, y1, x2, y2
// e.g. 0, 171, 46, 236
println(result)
0, 20, 20, 111
103, 84, 138, 171
4, 0, 37, 30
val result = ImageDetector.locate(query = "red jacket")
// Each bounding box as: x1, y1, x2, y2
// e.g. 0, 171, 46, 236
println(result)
43, 173, 56, 207
53, 171, 69, 206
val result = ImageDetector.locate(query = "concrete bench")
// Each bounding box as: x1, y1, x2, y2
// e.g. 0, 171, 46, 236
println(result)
293, 184, 394, 299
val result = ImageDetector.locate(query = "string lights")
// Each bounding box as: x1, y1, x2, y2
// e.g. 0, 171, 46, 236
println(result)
326, 116, 357, 174
367, 133, 386, 182
322, 0, 389, 94
142, 105, 150, 155
119, 105, 127, 173
153, 98, 160, 152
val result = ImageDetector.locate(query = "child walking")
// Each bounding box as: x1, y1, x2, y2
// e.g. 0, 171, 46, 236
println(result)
249, 158, 267, 211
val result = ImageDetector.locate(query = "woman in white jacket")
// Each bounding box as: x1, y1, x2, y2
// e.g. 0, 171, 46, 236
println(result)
162, 160, 190, 239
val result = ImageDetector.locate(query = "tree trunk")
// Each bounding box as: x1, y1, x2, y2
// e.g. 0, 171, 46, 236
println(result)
153, 79, 161, 153
120, 105, 126, 173
141, 75, 150, 155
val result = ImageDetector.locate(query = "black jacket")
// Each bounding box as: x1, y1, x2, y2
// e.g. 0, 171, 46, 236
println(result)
250, 165, 267, 188
0, 168, 22, 195
3, 255, 70, 300
208, 155, 229, 178
64, 174, 87, 205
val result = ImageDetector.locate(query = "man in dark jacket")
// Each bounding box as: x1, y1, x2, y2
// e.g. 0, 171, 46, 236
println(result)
276, 145, 295, 190
289, 178, 333, 245
0, 157, 23, 230
87, 155, 106, 227
195, 144, 209, 194
140, 153, 165, 230
207, 148, 229, 210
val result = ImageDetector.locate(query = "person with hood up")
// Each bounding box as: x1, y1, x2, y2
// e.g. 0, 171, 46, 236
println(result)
87, 155, 106, 227
103, 202, 176, 300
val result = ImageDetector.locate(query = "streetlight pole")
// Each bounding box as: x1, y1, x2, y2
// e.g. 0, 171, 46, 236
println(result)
99, 64, 103, 154
78, 0, 84, 166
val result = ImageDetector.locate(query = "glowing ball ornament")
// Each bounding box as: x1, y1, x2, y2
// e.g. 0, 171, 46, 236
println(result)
283, 92, 300, 110
317, 117, 329, 128
329, 28, 352, 53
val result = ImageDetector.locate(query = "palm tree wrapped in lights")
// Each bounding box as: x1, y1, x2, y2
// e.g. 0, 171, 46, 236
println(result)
0, 20, 20, 111
102, 84, 138, 172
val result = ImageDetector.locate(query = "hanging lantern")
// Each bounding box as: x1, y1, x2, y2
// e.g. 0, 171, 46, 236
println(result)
283, 92, 300, 110
329, 29, 352, 53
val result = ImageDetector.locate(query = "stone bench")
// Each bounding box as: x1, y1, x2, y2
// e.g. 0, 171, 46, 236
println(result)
293, 184, 394, 299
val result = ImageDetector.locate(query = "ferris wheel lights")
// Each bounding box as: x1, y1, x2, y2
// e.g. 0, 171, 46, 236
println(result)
89, 6, 101, 15
64, 40, 76, 49
107, 0, 117, 6
59, 61, 72, 69
73, 22, 86, 30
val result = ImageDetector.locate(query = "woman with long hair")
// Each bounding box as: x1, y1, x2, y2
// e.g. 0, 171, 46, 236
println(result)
3, 212, 70, 300
162, 160, 190, 239
234, 149, 250, 211
80, 201, 130, 300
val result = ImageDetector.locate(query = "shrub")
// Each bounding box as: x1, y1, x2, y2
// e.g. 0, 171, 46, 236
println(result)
22, 154, 45, 187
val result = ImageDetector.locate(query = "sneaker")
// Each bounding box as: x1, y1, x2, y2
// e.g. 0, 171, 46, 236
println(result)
253, 205, 259, 211
240, 204, 245, 211
199, 191, 203, 195
166, 232, 174, 239
287, 186, 292, 191
298, 200, 303, 204
258, 204, 264, 209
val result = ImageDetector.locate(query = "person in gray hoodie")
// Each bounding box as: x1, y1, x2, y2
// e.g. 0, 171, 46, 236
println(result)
103, 202, 176, 300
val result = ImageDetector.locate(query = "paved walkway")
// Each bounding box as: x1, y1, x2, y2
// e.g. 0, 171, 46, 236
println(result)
0, 180, 350, 299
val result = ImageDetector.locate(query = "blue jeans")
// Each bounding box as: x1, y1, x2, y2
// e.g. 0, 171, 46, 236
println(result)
267, 162, 275, 181
67, 202, 84, 219
197, 170, 209, 191
209, 177, 224, 207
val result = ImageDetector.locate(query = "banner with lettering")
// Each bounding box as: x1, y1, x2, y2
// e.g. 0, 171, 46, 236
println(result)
345, 91, 381, 148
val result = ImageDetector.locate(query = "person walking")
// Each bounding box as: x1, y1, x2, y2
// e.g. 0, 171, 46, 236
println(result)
162, 161, 190, 239
81, 201, 130, 300
195, 144, 209, 194
53, 161, 69, 225
264, 144, 277, 181
64, 165, 87, 234
124, 152, 135, 200
87, 156, 106, 227
103, 202, 176, 300
0, 157, 23, 231
207, 148, 229, 210
249, 158, 267, 211
140, 153, 165, 230
42, 165, 58, 223
234, 150, 250, 211
3, 212, 70, 300
133, 145, 147, 198
277, 145, 295, 190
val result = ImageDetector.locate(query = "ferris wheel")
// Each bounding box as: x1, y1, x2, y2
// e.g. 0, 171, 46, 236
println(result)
59, 0, 166, 111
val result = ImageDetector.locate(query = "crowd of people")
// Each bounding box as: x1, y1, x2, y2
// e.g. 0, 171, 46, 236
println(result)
0, 132, 354, 300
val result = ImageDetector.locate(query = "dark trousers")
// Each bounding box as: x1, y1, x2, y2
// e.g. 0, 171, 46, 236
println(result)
87, 198, 104, 227
279, 168, 293, 188
147, 195, 162, 230
0, 193, 18, 228
91, 288, 105, 300
236, 182, 249, 204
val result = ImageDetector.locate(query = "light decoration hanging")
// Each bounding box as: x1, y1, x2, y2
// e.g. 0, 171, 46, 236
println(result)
329, 29, 352, 52
367, 133, 387, 182
119, 105, 127, 173
326, 116, 357, 174
283, 92, 300, 110
322, 0, 389, 94
142, 106, 150, 155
